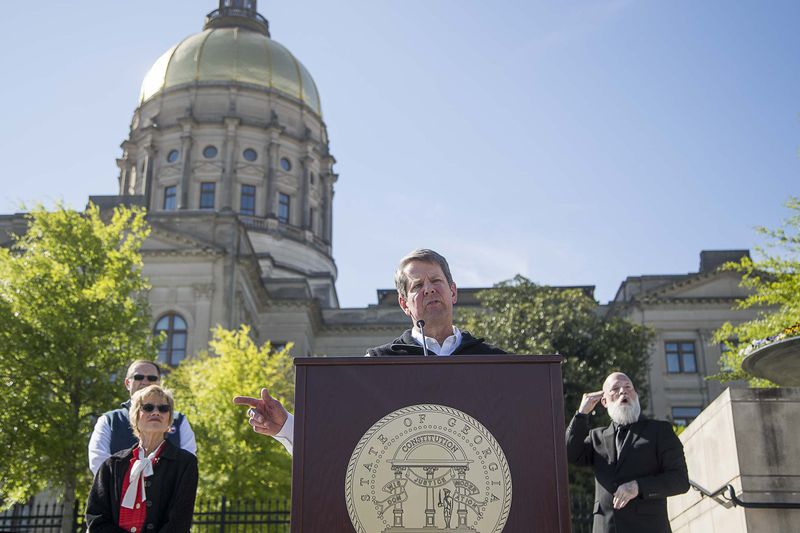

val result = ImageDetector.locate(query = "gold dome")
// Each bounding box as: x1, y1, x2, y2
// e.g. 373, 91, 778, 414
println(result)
139, 27, 321, 114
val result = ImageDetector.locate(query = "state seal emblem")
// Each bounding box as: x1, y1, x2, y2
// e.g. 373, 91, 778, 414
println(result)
345, 404, 512, 532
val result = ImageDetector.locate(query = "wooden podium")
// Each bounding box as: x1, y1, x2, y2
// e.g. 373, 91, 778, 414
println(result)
290, 355, 571, 532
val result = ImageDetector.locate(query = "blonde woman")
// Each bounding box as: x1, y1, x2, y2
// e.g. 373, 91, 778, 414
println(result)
86, 385, 198, 532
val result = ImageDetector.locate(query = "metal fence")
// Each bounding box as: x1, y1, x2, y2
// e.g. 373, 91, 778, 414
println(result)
193, 497, 290, 532
0, 498, 289, 533
2, 495, 591, 532
0, 501, 84, 533
570, 494, 594, 533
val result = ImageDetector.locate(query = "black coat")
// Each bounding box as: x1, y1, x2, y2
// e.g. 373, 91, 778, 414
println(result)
86, 440, 198, 533
366, 329, 506, 356
566, 414, 689, 533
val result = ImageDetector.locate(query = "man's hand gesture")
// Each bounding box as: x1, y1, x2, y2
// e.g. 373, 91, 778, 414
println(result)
578, 391, 603, 415
233, 388, 289, 437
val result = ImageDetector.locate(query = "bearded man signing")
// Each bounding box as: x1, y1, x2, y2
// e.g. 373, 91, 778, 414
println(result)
566, 372, 689, 533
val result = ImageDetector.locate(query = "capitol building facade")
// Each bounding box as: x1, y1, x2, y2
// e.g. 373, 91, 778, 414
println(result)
0, 1, 759, 424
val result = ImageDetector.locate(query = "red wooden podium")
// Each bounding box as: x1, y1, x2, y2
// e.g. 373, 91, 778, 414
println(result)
290, 355, 571, 532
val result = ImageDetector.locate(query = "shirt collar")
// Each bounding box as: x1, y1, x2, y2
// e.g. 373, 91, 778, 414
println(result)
411, 326, 462, 356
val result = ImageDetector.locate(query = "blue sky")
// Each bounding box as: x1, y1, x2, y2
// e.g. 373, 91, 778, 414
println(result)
0, 1, 796, 306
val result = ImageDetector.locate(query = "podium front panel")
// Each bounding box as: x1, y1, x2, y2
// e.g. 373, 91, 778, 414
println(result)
291, 355, 570, 532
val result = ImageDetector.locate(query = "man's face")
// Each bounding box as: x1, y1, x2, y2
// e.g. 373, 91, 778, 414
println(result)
124, 362, 161, 396
601, 373, 637, 409
398, 260, 457, 329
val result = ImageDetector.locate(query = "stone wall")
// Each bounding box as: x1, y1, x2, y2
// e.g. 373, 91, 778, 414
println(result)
669, 387, 800, 532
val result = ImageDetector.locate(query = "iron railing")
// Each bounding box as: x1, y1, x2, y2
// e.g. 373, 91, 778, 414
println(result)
570, 494, 594, 532
0, 500, 84, 532
193, 497, 290, 532
0, 498, 289, 533
1, 494, 597, 532
690, 479, 800, 510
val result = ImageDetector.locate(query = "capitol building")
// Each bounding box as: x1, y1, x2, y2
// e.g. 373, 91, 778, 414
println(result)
0, 1, 759, 424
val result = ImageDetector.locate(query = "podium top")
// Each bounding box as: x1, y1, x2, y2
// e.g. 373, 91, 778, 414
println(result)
294, 354, 563, 366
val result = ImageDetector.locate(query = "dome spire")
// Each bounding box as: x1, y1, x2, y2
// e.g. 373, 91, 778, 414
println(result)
205, 0, 270, 36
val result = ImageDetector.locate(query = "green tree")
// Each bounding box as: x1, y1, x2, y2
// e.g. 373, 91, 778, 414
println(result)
168, 325, 295, 502
713, 196, 800, 385
459, 276, 653, 414
0, 204, 154, 529
458, 275, 654, 501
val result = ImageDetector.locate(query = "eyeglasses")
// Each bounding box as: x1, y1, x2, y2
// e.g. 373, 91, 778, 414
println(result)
131, 374, 159, 382
141, 403, 170, 413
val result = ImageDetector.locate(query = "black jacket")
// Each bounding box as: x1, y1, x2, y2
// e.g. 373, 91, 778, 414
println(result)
86, 440, 198, 533
566, 413, 689, 533
366, 329, 506, 356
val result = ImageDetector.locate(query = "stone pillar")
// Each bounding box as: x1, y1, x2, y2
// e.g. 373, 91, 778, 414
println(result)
669, 388, 800, 532
117, 158, 131, 195
178, 117, 195, 209
221, 117, 240, 212
119, 141, 138, 194
300, 154, 312, 229
264, 114, 284, 220
320, 172, 335, 243
143, 144, 156, 211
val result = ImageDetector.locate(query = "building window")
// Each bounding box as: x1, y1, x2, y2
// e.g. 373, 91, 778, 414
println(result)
154, 313, 187, 366
672, 406, 702, 427
309, 207, 316, 233
199, 182, 215, 209
243, 148, 258, 162
278, 193, 290, 223
163, 186, 177, 210
665, 341, 697, 373
280, 157, 292, 171
271, 342, 288, 353
241, 185, 256, 216
202, 145, 218, 159
310, 172, 315, 185
166, 149, 180, 163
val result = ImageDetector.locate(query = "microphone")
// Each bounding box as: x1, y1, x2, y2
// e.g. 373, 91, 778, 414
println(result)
416, 319, 430, 356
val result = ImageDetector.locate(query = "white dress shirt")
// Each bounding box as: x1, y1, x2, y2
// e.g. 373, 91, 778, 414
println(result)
273, 414, 294, 455
411, 326, 463, 356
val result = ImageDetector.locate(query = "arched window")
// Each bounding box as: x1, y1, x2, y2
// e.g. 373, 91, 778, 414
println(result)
154, 313, 187, 366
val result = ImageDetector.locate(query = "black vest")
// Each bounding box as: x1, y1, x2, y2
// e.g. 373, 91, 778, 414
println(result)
105, 400, 184, 454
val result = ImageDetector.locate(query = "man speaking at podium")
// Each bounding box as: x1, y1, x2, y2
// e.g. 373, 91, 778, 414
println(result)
234, 248, 504, 453
368, 248, 505, 357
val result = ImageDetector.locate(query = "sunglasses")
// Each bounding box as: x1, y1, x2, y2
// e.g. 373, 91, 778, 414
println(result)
131, 374, 159, 382
141, 403, 170, 414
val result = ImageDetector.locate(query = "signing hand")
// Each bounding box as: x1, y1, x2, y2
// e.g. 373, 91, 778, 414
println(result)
233, 388, 289, 437
613, 480, 639, 509
578, 391, 604, 415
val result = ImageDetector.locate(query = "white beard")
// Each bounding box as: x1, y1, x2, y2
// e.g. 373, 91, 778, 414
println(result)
607, 397, 641, 426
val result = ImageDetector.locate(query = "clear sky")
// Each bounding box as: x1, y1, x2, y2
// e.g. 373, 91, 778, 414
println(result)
0, 1, 796, 307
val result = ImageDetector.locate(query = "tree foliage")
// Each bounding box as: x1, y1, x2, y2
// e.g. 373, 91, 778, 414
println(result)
168, 325, 295, 501
459, 275, 653, 416
0, 204, 154, 515
713, 196, 800, 385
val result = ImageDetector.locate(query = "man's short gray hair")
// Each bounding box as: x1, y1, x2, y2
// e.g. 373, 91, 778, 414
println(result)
394, 249, 454, 299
